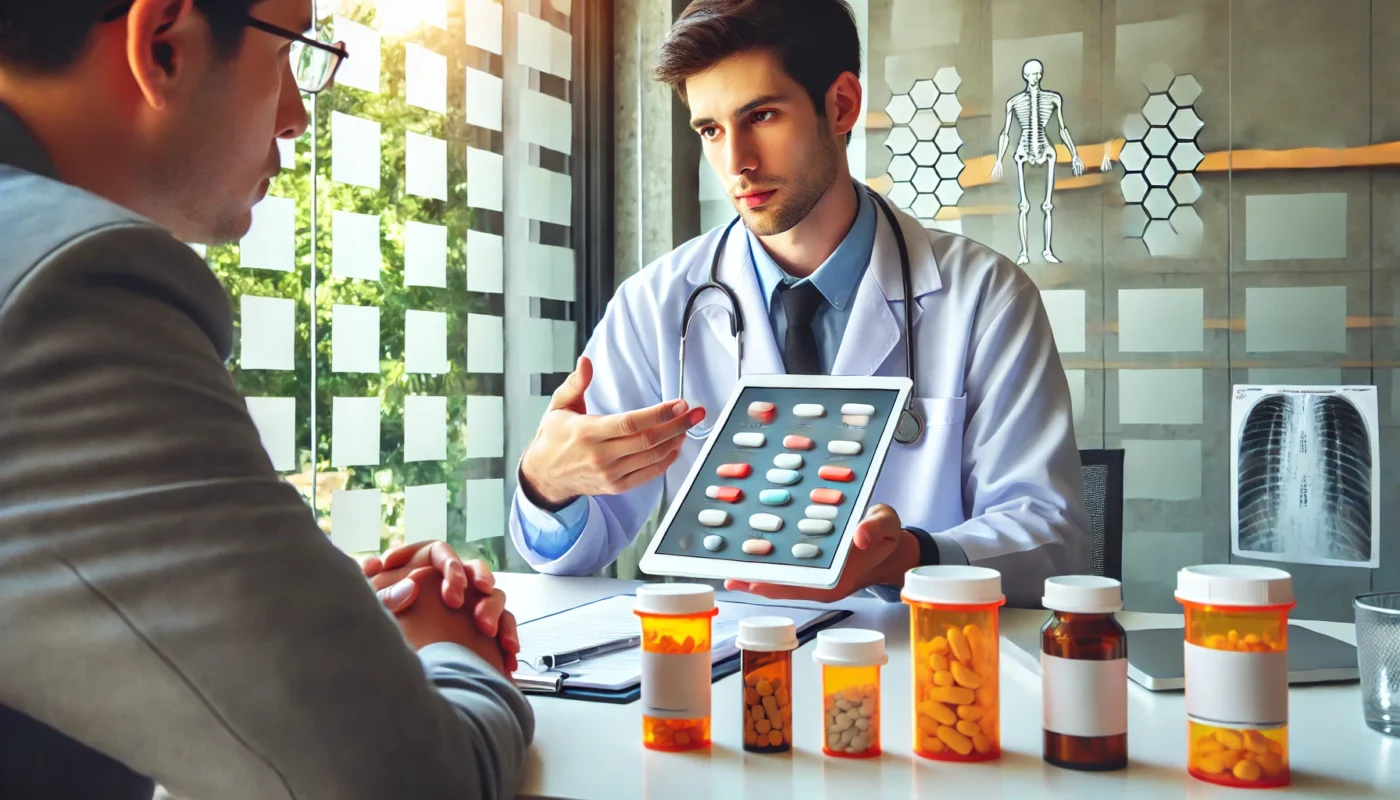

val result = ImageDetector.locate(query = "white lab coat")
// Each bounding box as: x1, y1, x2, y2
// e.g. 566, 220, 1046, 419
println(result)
510, 200, 1090, 606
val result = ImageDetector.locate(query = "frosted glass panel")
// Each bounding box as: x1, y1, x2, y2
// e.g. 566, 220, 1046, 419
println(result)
467, 395, 504, 458
467, 231, 504, 293
465, 479, 506, 541
331, 304, 381, 373
520, 165, 571, 226
405, 309, 449, 375
244, 397, 296, 471
332, 210, 381, 281
465, 0, 504, 55
467, 314, 504, 373
1065, 369, 1086, 425
517, 12, 571, 80
467, 147, 504, 211
239, 196, 295, 272
1118, 289, 1203, 353
406, 133, 448, 201
1123, 439, 1201, 500
1245, 193, 1348, 261
466, 68, 504, 132
1118, 369, 1204, 426
332, 396, 381, 467
1245, 286, 1347, 353
405, 483, 449, 544
1040, 290, 1086, 353
331, 489, 381, 553
405, 44, 447, 114
333, 16, 380, 94
520, 90, 572, 155
404, 394, 448, 463
404, 221, 447, 288
239, 295, 294, 371
331, 112, 381, 189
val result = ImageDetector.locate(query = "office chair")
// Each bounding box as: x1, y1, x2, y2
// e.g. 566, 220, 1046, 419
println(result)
1078, 449, 1125, 582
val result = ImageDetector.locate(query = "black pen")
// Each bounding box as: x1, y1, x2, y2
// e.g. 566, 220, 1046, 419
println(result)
537, 635, 642, 671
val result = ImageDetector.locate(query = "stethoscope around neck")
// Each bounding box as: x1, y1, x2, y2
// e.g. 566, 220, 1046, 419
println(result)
678, 187, 925, 446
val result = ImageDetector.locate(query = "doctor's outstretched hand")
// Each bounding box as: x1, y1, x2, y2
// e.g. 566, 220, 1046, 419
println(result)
519, 356, 708, 509
725, 504, 921, 602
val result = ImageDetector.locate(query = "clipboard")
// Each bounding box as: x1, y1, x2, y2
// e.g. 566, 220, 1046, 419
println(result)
511, 594, 852, 703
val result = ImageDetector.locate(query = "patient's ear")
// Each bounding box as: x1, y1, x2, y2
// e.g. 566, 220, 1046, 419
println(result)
124, 0, 205, 111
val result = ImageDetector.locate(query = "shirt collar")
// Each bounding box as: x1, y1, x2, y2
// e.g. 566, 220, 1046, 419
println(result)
747, 180, 877, 313
0, 103, 59, 180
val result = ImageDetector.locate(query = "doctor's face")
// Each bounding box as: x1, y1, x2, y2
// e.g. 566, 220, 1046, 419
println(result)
686, 50, 845, 236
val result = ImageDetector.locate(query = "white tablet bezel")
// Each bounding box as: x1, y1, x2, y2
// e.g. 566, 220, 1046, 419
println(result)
639, 373, 913, 589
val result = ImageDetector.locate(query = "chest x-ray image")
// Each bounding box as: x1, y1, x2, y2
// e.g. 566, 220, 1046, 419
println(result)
1231, 386, 1379, 568
990, 59, 1084, 265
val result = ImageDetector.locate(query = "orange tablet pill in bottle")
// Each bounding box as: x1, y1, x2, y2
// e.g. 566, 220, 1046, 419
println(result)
813, 629, 887, 758
1176, 565, 1294, 789
737, 617, 798, 753
634, 583, 718, 751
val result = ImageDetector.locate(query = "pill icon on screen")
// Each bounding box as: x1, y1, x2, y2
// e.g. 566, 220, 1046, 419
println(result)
759, 489, 791, 505
841, 403, 876, 416
805, 505, 839, 520
717, 463, 751, 478
773, 453, 803, 470
828, 440, 862, 456
791, 543, 822, 559
705, 485, 743, 503
733, 432, 766, 448
817, 466, 855, 482
742, 538, 775, 555
698, 509, 731, 527
766, 469, 800, 486
747, 401, 776, 422
749, 513, 783, 532
798, 519, 834, 535
783, 435, 814, 450
793, 404, 825, 418
810, 488, 845, 505
703, 535, 725, 552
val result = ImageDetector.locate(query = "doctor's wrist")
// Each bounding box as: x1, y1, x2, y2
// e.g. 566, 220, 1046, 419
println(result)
517, 455, 577, 512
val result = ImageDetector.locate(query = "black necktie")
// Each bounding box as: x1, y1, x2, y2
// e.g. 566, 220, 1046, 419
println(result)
779, 281, 825, 375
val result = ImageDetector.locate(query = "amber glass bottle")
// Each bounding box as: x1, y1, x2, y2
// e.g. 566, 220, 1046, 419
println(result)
1040, 576, 1128, 772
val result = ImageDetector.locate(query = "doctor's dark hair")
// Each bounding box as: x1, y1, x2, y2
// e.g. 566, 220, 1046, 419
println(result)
0, 0, 260, 74
654, 0, 861, 117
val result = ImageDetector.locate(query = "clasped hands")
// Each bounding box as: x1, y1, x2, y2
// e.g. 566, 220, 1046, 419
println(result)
360, 541, 521, 675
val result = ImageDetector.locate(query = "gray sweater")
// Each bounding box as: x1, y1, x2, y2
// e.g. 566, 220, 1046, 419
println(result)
0, 103, 534, 800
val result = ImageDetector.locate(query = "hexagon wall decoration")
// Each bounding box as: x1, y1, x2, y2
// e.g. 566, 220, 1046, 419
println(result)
882, 67, 964, 228
1105, 66, 1205, 257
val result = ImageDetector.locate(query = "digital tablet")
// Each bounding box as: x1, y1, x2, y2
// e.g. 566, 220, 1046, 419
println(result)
639, 373, 913, 589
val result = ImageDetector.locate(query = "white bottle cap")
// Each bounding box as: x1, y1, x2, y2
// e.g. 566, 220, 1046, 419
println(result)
1174, 565, 1294, 607
1043, 575, 1123, 613
736, 617, 798, 652
634, 583, 715, 615
812, 628, 888, 667
901, 565, 1005, 606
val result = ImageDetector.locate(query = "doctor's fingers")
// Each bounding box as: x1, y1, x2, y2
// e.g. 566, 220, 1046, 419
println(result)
605, 399, 705, 442
596, 443, 685, 494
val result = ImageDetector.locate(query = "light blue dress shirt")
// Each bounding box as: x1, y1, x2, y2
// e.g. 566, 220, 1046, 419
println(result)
519, 183, 878, 559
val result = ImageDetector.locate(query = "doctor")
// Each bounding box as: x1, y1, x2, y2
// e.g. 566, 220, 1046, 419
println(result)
510, 0, 1090, 606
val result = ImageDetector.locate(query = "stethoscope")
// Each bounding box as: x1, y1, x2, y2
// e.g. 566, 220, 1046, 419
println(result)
679, 187, 925, 446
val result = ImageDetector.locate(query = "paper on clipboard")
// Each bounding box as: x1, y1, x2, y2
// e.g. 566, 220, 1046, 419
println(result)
512, 595, 837, 693
1231, 385, 1379, 568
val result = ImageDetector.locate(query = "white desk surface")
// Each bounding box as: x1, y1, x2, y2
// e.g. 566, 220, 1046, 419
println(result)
497, 573, 1400, 800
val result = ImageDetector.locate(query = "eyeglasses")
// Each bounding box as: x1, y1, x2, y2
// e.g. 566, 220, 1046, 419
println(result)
101, 1, 349, 94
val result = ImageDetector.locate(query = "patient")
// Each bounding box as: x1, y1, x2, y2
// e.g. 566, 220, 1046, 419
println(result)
0, 1, 532, 798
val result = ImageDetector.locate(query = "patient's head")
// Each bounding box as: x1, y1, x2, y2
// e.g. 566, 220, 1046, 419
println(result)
0, 0, 319, 244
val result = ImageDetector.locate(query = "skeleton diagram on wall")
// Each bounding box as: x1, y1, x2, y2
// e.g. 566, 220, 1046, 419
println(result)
990, 59, 1084, 264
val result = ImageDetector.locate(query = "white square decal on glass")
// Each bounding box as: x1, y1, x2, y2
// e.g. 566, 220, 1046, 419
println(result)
524, 317, 554, 373
554, 320, 575, 373
1118, 288, 1203, 353
331, 112, 381, 190
405, 310, 449, 374
466, 0, 504, 54
332, 16, 380, 93
466, 230, 504, 293
244, 397, 296, 471
404, 221, 447, 288
332, 210, 381, 281
519, 165, 571, 226
1123, 439, 1201, 500
332, 396, 381, 467
521, 90, 572, 155
1039, 290, 1086, 353
406, 133, 448, 201
405, 44, 447, 114
404, 395, 448, 462
465, 479, 505, 541
466, 68, 503, 131
239, 196, 295, 272
239, 295, 294, 371
466, 147, 503, 211
332, 304, 380, 373
1118, 369, 1204, 426
1245, 286, 1347, 353
331, 489, 381, 553
405, 483, 449, 544
277, 137, 295, 170
467, 395, 504, 458
467, 314, 504, 373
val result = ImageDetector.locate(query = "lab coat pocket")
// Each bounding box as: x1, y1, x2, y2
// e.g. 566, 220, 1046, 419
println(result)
871, 395, 967, 533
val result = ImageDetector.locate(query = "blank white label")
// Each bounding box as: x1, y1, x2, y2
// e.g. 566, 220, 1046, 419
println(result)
244, 397, 295, 471
404, 221, 447, 288
405, 44, 447, 114
467, 395, 504, 458
239, 196, 295, 272
1184, 643, 1288, 727
332, 210, 381, 281
467, 147, 503, 211
1041, 290, 1086, 353
404, 483, 448, 544
1041, 655, 1128, 738
239, 295, 294, 370
333, 16, 380, 93
465, 0, 504, 54
467, 314, 504, 373
466, 68, 503, 131
641, 651, 711, 719
467, 231, 504, 292
332, 304, 380, 373
331, 489, 381, 553
405, 310, 449, 374
331, 112, 381, 189
404, 394, 447, 462
407, 133, 447, 201
465, 479, 505, 541
332, 397, 381, 467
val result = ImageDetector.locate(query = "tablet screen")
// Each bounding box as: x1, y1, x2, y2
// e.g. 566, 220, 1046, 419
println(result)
653, 385, 902, 570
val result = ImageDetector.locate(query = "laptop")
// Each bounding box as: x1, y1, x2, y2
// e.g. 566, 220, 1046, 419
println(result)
1004, 624, 1358, 690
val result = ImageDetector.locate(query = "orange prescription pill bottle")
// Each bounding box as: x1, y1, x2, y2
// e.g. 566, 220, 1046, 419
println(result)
901, 565, 1004, 761
634, 583, 718, 751
1040, 575, 1128, 771
737, 617, 798, 753
813, 629, 887, 758
1175, 565, 1295, 788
